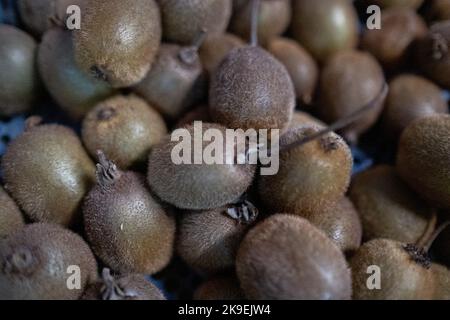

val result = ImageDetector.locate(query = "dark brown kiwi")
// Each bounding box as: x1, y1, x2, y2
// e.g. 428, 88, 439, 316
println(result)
415, 21, 450, 89
428, 0, 450, 22
83, 151, 176, 275
147, 123, 256, 210
288, 111, 326, 130
291, 0, 358, 62
350, 238, 435, 299
361, 8, 427, 70
318, 50, 386, 143
258, 125, 353, 217
431, 263, 450, 300
0, 24, 40, 117
369, 0, 424, 9
38, 28, 115, 120
0, 223, 98, 300
82, 95, 167, 169
73, 0, 161, 88
230, 0, 291, 46
383, 74, 448, 138
2, 119, 95, 227
350, 165, 434, 243
396, 114, 450, 209
177, 201, 258, 273
267, 37, 319, 106
0, 186, 24, 239
159, 0, 232, 45
194, 274, 245, 300
82, 268, 166, 300
175, 105, 211, 128
236, 214, 352, 300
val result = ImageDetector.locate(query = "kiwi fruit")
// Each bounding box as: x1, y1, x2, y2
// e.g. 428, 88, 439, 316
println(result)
0, 24, 40, 117
199, 33, 245, 75
2, 119, 95, 227
431, 263, 450, 300
0, 186, 24, 239
267, 37, 319, 106
73, 0, 161, 88
361, 8, 427, 70
83, 151, 176, 275
289, 111, 326, 130
318, 50, 386, 143
175, 105, 211, 128
396, 114, 450, 209
428, 0, 450, 22
0, 223, 97, 300
415, 21, 450, 89
350, 238, 435, 300
236, 214, 352, 300
291, 0, 358, 62
350, 165, 434, 243
82, 268, 165, 300
369, 0, 424, 9
147, 123, 256, 210
159, 0, 232, 45
258, 125, 353, 217
383, 74, 448, 138
194, 274, 245, 300
38, 28, 115, 120
230, 0, 291, 46
177, 201, 258, 273
82, 95, 167, 169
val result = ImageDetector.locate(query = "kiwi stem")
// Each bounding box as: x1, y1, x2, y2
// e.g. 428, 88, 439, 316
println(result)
431, 32, 448, 60
24, 116, 43, 131
101, 268, 136, 300
250, 0, 260, 47
415, 210, 438, 249
226, 200, 258, 225
178, 30, 207, 65
96, 150, 121, 187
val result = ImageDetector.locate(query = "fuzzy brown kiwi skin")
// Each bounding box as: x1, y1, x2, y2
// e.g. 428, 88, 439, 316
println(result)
82, 95, 167, 169
175, 105, 211, 129
258, 125, 353, 217
370, 0, 424, 9
210, 46, 295, 131
39, 28, 115, 120
428, 0, 450, 22
194, 274, 245, 300
236, 214, 352, 300
431, 264, 450, 300
230, 0, 291, 46
2, 122, 95, 227
318, 50, 386, 144
350, 238, 435, 300
396, 115, 450, 209
0, 186, 25, 239
159, 0, 232, 45
147, 123, 257, 210
73, 0, 161, 88
383, 74, 448, 138
288, 111, 326, 130
0, 223, 98, 300
83, 154, 176, 275
0, 24, 40, 117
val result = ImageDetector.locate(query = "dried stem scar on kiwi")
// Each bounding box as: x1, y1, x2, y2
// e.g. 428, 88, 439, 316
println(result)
236, 214, 352, 300
350, 238, 435, 300
159, 0, 232, 45
0, 186, 24, 239
291, 0, 358, 62
84, 152, 175, 274
194, 274, 245, 300
0, 223, 98, 300
73, 0, 161, 88
177, 201, 258, 273
383, 74, 448, 138
39, 28, 115, 120
82, 95, 167, 169
258, 126, 352, 217
210, 46, 295, 130
82, 268, 165, 300
230, 0, 291, 46
0, 24, 40, 117
396, 115, 450, 209
148, 123, 256, 210
350, 165, 434, 243
319, 50, 386, 143
2, 121, 95, 227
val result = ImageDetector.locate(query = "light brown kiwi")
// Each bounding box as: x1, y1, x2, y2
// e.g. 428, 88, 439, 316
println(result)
289, 111, 326, 130
83, 152, 176, 275
2, 119, 95, 227
82, 95, 167, 169
73, 0, 161, 88
38, 28, 115, 120
431, 263, 450, 300
0, 186, 24, 239
396, 114, 450, 209
194, 274, 245, 300
0, 223, 98, 300
236, 214, 352, 300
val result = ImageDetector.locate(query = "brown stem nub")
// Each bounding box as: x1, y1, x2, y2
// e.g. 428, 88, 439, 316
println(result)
100, 268, 137, 300
250, 0, 260, 47
178, 29, 207, 65
226, 200, 259, 224
90, 65, 108, 82
95, 150, 121, 187
4, 246, 37, 276
24, 116, 43, 131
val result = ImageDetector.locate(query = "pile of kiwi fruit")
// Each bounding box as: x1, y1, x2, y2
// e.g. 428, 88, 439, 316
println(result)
0, 0, 450, 300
